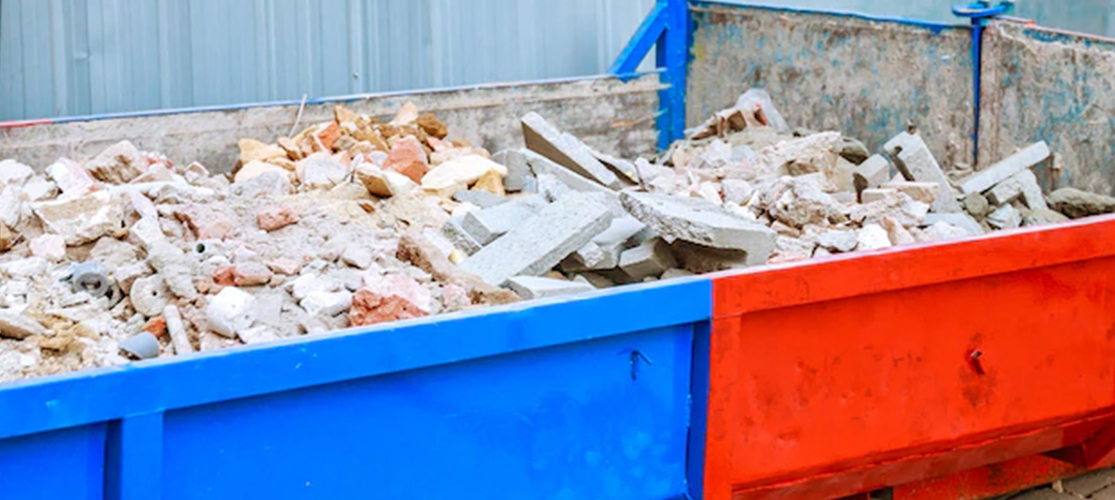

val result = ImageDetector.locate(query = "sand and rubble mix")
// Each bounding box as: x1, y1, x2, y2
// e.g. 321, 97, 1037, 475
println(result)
1, 90, 1112, 382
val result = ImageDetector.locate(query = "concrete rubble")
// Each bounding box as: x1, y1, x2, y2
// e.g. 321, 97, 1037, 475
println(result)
0, 91, 1108, 382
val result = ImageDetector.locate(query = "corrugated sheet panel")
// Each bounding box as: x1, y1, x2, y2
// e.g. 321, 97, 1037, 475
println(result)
0, 0, 655, 120
2, 0, 1114, 121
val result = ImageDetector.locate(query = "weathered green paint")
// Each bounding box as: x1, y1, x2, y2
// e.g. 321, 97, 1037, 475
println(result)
981, 21, 1115, 195
687, 3, 975, 169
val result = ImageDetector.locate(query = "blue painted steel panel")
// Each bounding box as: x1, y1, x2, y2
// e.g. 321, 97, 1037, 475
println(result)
0, 279, 710, 499
161, 325, 692, 499
0, 424, 108, 500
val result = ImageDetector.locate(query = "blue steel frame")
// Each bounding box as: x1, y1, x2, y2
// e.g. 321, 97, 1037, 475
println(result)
610, 0, 691, 151
612, 0, 1016, 162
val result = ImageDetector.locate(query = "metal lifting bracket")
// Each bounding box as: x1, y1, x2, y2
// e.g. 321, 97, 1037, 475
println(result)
610, 0, 690, 151
953, 0, 1016, 164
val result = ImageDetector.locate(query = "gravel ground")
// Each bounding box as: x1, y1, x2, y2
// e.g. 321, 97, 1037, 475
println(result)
997, 469, 1115, 499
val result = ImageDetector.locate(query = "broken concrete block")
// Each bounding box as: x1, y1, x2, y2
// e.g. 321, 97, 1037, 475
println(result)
734, 88, 791, 132
86, 140, 146, 184
453, 190, 508, 209
562, 216, 647, 272
987, 204, 1022, 230
619, 239, 677, 281
986, 169, 1049, 210
341, 245, 374, 270
506, 276, 594, 300
442, 217, 483, 256
0, 160, 34, 187
960, 142, 1051, 195
350, 274, 431, 326
298, 153, 350, 190
857, 224, 892, 251
861, 188, 898, 204
257, 204, 298, 232
521, 112, 620, 189
301, 290, 353, 317
205, 287, 257, 338
849, 191, 929, 228
815, 230, 858, 253
384, 136, 429, 183
47, 158, 99, 198
0, 309, 47, 340
669, 240, 760, 272
232, 171, 293, 198
880, 181, 939, 206
622, 191, 778, 261
473, 169, 507, 196
461, 195, 548, 245
721, 179, 754, 206
29, 234, 66, 262
422, 155, 508, 198
923, 213, 985, 236
1048, 187, 1115, 219
764, 177, 848, 229
590, 149, 639, 184
883, 132, 962, 213
491, 149, 535, 193
774, 236, 817, 261
460, 193, 611, 286
881, 216, 916, 246
33, 191, 124, 245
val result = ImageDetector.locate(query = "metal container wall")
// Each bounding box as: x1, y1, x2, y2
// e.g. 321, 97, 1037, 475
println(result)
0, 281, 711, 500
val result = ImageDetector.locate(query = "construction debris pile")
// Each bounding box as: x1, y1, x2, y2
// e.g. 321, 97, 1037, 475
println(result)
1, 91, 1112, 382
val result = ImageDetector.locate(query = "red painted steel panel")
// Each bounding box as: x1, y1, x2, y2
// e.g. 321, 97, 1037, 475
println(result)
892, 453, 1085, 500
707, 216, 1115, 500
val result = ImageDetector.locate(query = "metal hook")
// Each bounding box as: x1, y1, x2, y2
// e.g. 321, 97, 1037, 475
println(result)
630, 350, 654, 381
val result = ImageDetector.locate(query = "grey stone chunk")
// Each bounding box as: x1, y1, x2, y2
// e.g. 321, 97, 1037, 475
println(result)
962, 192, 991, 217
1063, 470, 1115, 497
521, 112, 621, 189
621, 191, 777, 261
1048, 187, 1115, 219
491, 149, 535, 193
442, 217, 482, 256
815, 230, 858, 253
987, 204, 1022, 230
923, 213, 985, 236
452, 190, 508, 209
0, 309, 47, 340
1022, 208, 1070, 227
619, 239, 677, 281
461, 195, 548, 245
521, 149, 622, 209
506, 276, 595, 300
459, 193, 612, 286
853, 155, 892, 192
883, 132, 962, 213
986, 169, 1049, 210
960, 142, 1051, 195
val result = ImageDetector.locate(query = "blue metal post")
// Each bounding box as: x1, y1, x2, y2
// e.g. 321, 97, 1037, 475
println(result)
610, 0, 690, 151
953, 1, 1016, 165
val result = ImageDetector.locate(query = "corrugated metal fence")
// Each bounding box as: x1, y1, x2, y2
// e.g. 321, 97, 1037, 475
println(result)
2, 0, 1114, 121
